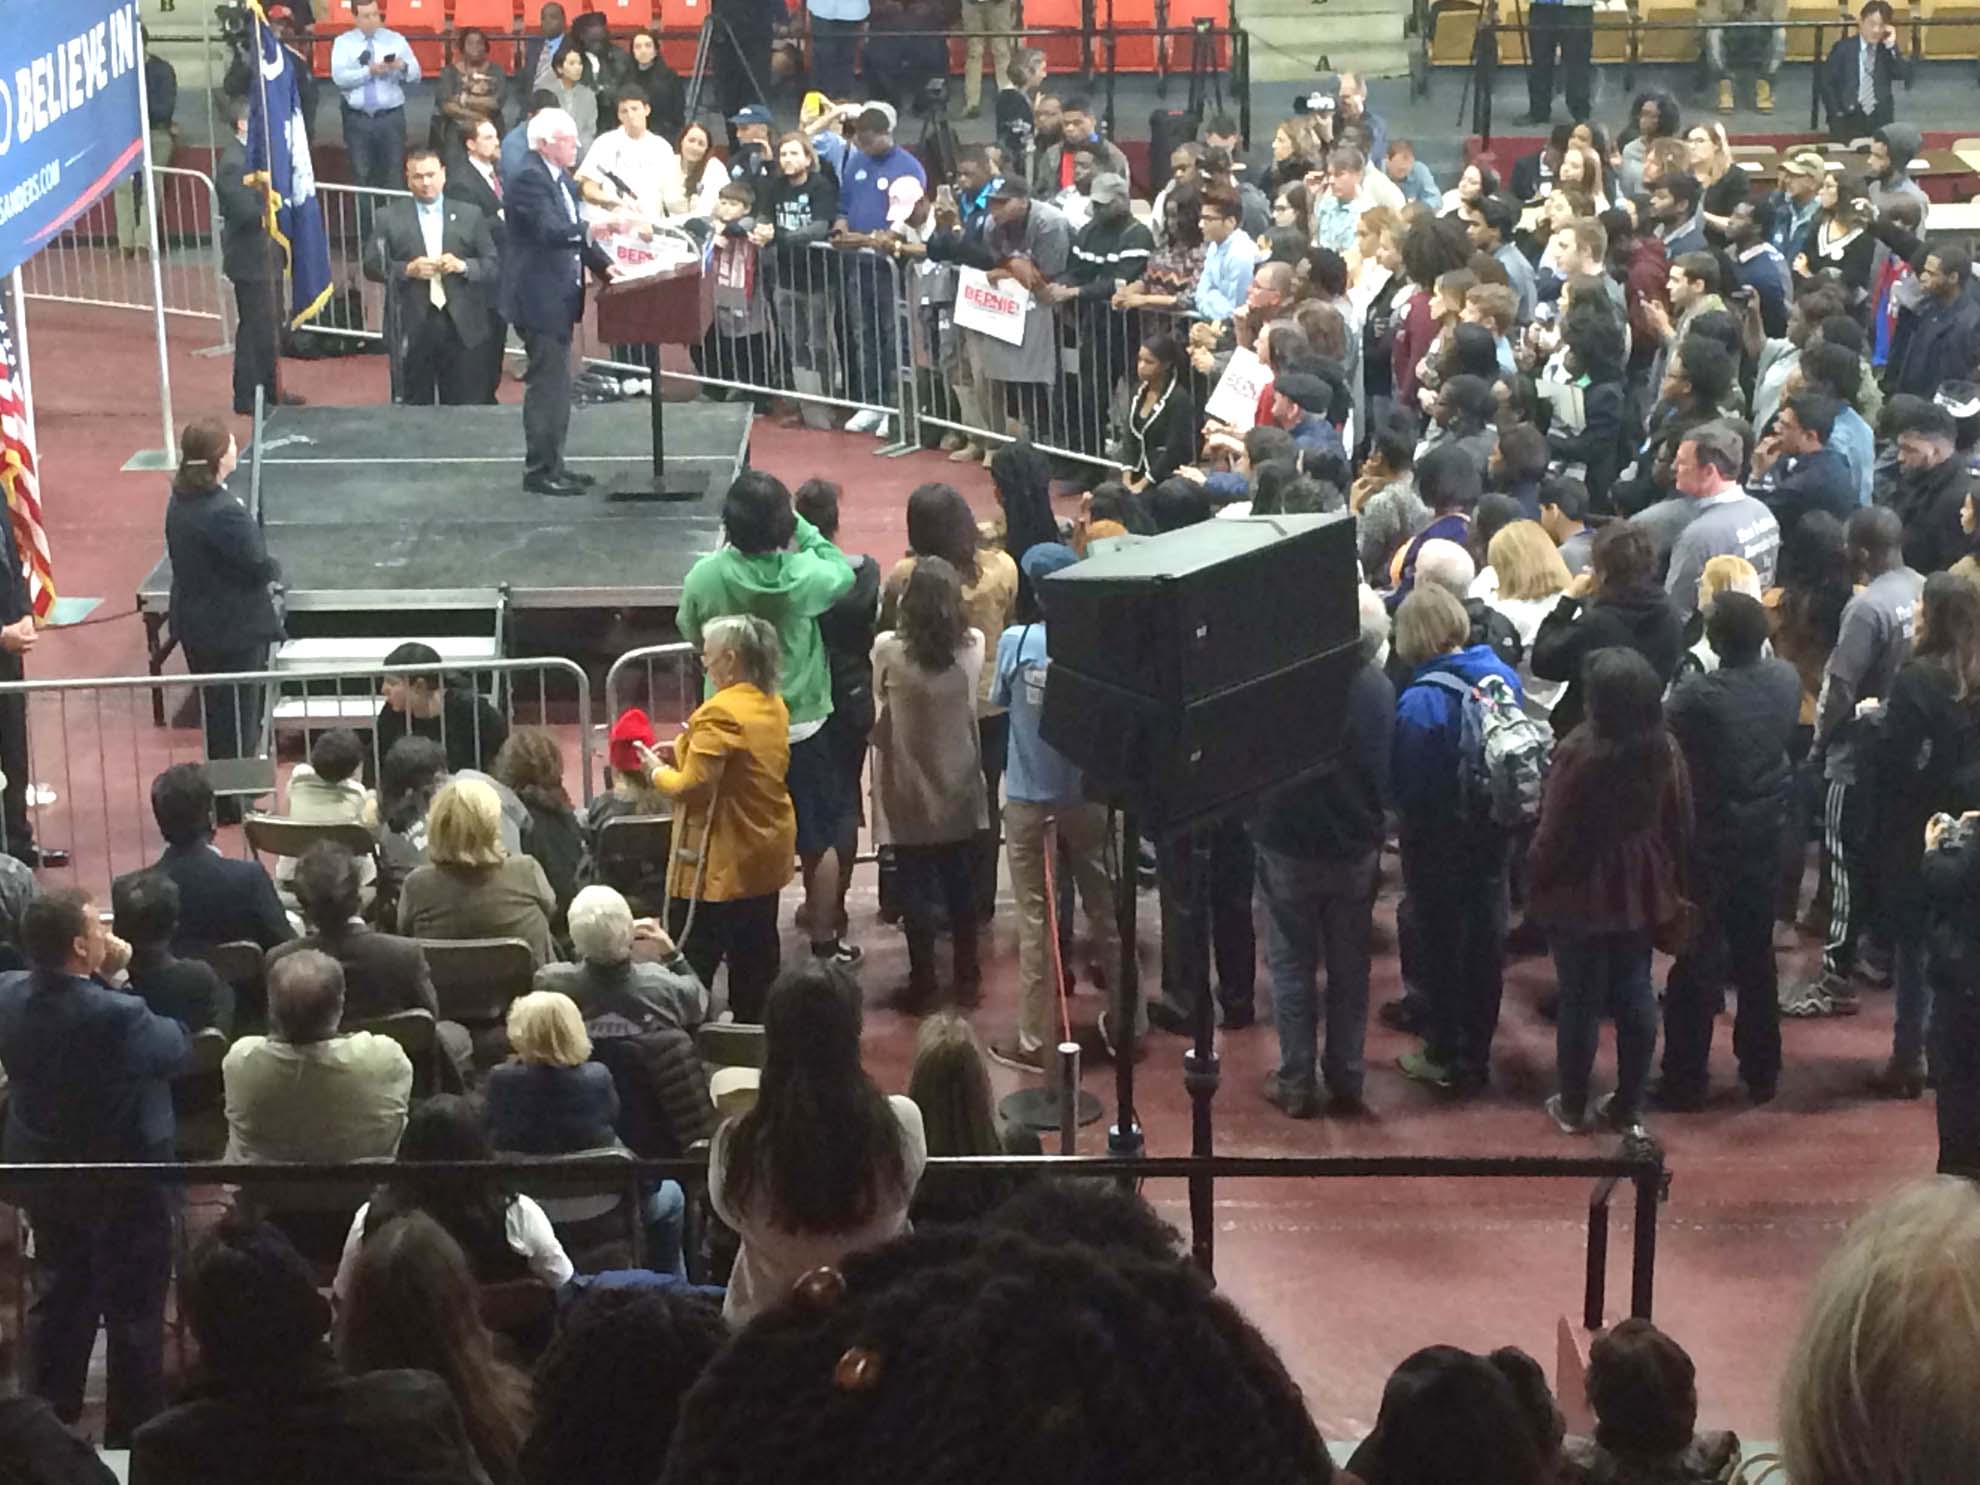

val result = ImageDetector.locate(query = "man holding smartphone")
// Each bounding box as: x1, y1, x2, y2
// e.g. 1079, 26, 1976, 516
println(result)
330, 0, 422, 196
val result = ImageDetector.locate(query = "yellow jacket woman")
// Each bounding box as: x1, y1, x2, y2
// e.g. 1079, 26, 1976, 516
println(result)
644, 614, 796, 1021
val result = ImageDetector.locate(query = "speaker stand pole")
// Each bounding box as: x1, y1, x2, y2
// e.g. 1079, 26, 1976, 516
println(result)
1179, 827, 1220, 1276
1109, 805, 1145, 1162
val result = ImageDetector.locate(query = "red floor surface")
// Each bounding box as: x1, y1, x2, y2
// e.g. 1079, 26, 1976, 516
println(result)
20, 300, 1942, 1442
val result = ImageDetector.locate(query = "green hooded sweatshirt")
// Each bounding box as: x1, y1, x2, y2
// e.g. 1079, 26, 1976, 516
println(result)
677, 515, 855, 728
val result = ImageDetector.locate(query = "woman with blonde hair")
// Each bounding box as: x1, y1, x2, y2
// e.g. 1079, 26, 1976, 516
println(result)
640, 613, 795, 1024
905, 1011, 1031, 1224
1678, 553, 1764, 678
397, 776, 557, 966
1683, 121, 1747, 241
484, 990, 617, 1151
1779, 1177, 1980, 1485
1483, 520, 1575, 720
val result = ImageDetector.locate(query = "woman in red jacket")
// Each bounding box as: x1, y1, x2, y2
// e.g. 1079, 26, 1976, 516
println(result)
1529, 647, 1694, 1136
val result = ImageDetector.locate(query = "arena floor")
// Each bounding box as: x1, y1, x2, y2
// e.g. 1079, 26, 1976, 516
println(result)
15, 299, 1937, 1442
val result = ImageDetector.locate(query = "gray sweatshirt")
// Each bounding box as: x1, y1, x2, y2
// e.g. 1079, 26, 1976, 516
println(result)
1816, 564, 1925, 784
1664, 488, 1781, 619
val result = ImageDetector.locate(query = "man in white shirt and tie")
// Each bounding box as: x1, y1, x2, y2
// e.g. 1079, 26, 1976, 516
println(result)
363, 150, 499, 405
329, 0, 421, 194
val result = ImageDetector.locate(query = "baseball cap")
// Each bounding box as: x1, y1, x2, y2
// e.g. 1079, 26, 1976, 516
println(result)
886, 176, 925, 227
1021, 542, 1080, 584
1936, 381, 1980, 419
607, 707, 657, 773
1089, 173, 1129, 206
862, 100, 899, 131
729, 104, 773, 128
989, 174, 1032, 201
1779, 148, 1826, 178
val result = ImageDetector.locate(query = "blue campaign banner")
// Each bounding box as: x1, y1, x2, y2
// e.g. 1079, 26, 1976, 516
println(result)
0, 0, 148, 279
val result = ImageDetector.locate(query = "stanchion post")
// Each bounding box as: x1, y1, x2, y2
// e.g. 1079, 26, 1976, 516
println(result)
1584, 1176, 1616, 1330
1056, 1041, 1081, 1156
1179, 825, 1220, 1276
1630, 1164, 1661, 1319
1109, 804, 1144, 1160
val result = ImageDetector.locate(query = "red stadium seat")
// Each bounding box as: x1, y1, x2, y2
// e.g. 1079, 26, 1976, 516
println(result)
1021, 0, 1086, 73
655, 0, 704, 68
593, 0, 658, 31
1162, 0, 1231, 72
1106, 0, 1159, 72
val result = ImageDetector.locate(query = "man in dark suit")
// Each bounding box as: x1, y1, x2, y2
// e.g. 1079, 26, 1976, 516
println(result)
498, 106, 618, 496
214, 104, 290, 417
0, 500, 64, 868
139, 764, 295, 958
363, 150, 499, 406
0, 888, 188, 1446
513, 1, 573, 116
445, 117, 510, 402
1822, 0, 1909, 140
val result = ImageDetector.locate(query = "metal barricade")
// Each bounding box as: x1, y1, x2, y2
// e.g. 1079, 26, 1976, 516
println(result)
17, 166, 233, 353
917, 269, 1199, 474
586, 240, 915, 449
313, 181, 417, 344
0, 657, 592, 900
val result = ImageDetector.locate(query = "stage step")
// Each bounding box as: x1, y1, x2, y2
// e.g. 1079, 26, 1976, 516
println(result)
1239, 0, 1414, 80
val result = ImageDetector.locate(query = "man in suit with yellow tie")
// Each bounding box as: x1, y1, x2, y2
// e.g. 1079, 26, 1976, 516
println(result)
363, 150, 500, 406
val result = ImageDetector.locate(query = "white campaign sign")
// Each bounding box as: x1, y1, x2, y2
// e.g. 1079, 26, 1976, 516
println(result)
1204, 346, 1271, 431
954, 266, 1031, 346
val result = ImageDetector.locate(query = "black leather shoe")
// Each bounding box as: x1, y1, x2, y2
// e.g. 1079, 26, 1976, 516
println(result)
12, 845, 70, 869
524, 474, 587, 496
557, 469, 597, 488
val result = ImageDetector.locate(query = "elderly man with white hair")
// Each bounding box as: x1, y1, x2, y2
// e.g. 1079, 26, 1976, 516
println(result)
534, 884, 716, 1158
1386, 537, 1524, 689
533, 883, 707, 1031
498, 105, 623, 497
1247, 583, 1394, 1119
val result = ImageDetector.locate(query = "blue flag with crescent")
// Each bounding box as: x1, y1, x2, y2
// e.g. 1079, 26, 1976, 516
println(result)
244, 2, 332, 328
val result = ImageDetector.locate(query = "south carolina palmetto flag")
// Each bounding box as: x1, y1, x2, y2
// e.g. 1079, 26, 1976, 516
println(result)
0, 297, 55, 620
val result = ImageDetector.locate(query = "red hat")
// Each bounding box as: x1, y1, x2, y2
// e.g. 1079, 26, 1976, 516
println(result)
608, 707, 657, 772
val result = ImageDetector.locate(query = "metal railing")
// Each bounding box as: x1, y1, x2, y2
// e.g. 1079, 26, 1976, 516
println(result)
587, 240, 917, 449
0, 658, 593, 899
16, 166, 233, 353
0, 1147, 1671, 1324
1431, 11, 1980, 142
314, 180, 418, 344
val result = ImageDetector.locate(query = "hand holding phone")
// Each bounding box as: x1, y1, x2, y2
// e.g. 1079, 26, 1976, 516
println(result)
634, 740, 664, 772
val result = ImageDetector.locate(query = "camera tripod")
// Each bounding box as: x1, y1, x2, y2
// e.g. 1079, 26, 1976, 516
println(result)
683, 3, 773, 126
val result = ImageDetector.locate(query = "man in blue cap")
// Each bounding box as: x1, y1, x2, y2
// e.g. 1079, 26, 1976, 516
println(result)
728, 104, 777, 192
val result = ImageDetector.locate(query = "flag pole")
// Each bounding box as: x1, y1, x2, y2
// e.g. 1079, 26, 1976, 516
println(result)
251, 8, 289, 408
133, 36, 177, 465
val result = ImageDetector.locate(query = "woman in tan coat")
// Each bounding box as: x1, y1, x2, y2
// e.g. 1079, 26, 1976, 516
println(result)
639, 614, 796, 1022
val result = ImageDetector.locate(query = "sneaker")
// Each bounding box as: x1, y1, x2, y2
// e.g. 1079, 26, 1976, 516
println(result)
1145, 1000, 1193, 1036
948, 441, 985, 463
1219, 1003, 1256, 1031
938, 431, 965, 452
1780, 973, 1859, 1018
1755, 78, 1774, 113
1397, 1049, 1454, 1088
870, 416, 895, 440
1856, 948, 1894, 989
813, 938, 865, 968
844, 408, 882, 434
1716, 78, 1735, 112
1546, 1093, 1595, 1135
1263, 1071, 1319, 1120
989, 1036, 1048, 1074
1323, 1090, 1370, 1118
1866, 1057, 1925, 1100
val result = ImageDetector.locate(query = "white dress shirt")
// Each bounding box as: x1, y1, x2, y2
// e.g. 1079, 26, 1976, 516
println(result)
330, 28, 422, 113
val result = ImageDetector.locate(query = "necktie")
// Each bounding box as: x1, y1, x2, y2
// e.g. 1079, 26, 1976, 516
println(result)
490, 168, 503, 201
1859, 47, 1876, 112
430, 273, 447, 310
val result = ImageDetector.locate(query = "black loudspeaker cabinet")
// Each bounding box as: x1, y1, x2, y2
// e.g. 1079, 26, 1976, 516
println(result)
1148, 107, 1201, 185
1039, 514, 1358, 704
1038, 514, 1362, 830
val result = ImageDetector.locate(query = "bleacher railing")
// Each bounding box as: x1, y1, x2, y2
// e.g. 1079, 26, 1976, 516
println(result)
0, 1148, 1671, 1328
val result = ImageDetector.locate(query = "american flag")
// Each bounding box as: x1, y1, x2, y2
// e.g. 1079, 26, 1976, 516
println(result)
0, 295, 55, 621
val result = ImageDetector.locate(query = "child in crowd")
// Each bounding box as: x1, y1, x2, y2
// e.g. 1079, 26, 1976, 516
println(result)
702, 181, 773, 405
276, 727, 374, 905
1565, 1319, 1740, 1485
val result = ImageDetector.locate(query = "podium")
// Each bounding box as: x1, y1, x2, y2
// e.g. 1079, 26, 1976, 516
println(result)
594, 258, 717, 501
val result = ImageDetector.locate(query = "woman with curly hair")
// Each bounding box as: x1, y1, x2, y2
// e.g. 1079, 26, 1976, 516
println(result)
493, 726, 582, 927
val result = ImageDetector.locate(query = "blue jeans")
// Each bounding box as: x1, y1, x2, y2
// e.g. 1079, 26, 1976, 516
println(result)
1895, 937, 1932, 1068
1552, 928, 1657, 1121
1256, 845, 1377, 1099
641, 1179, 687, 1279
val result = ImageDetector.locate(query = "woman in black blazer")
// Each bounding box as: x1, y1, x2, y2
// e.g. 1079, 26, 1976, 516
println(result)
1120, 331, 1197, 488
164, 418, 284, 808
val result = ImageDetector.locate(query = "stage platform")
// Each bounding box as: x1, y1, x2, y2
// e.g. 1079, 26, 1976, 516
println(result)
136, 401, 748, 637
